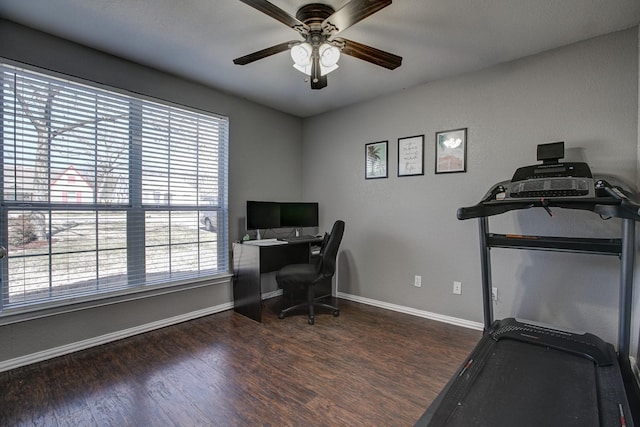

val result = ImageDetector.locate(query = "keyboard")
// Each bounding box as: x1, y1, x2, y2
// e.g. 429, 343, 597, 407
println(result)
280, 235, 319, 243
244, 238, 287, 246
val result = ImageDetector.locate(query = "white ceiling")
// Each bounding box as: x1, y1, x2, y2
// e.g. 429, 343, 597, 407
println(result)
1, 0, 639, 118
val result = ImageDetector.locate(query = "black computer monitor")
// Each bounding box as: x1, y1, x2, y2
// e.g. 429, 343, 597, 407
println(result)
245, 200, 319, 230
280, 202, 319, 228
246, 201, 280, 230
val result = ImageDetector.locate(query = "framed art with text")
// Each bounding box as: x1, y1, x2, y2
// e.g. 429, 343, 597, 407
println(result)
398, 135, 424, 177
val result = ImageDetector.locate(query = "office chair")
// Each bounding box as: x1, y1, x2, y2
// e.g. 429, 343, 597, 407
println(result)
276, 220, 345, 325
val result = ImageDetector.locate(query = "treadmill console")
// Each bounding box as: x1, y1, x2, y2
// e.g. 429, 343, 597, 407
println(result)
507, 162, 594, 199
504, 141, 595, 199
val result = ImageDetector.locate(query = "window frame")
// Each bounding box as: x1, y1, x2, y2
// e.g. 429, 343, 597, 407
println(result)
0, 60, 230, 319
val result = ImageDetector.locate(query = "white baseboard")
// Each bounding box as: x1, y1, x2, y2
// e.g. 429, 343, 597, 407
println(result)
2, 287, 631, 384
0, 291, 481, 373
0, 302, 233, 373
337, 292, 484, 331
263, 290, 484, 331
337, 293, 640, 388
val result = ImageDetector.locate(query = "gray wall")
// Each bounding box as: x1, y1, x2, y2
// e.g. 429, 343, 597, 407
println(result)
303, 28, 639, 346
0, 20, 303, 365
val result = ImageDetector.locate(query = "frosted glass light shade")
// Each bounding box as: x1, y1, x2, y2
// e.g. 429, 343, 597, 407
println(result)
319, 44, 340, 69
291, 42, 340, 77
291, 43, 312, 66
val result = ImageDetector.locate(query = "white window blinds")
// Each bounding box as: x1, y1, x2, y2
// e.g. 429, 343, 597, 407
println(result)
0, 62, 229, 312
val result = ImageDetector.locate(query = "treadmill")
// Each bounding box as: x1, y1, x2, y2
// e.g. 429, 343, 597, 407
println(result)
416, 143, 639, 427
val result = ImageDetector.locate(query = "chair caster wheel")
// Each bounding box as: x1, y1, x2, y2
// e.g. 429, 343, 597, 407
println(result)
308, 317, 314, 325
333, 309, 340, 317
278, 313, 285, 319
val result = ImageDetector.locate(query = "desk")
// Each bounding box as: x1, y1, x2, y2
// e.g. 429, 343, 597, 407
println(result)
232, 238, 322, 322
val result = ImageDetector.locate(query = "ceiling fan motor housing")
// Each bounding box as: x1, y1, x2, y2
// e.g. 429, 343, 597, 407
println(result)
295, 3, 335, 26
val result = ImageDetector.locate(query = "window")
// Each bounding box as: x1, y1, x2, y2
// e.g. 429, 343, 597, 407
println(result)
0, 62, 229, 313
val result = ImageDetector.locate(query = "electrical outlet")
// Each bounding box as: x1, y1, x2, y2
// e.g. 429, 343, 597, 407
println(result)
492, 287, 498, 301
453, 281, 462, 295
414, 275, 422, 287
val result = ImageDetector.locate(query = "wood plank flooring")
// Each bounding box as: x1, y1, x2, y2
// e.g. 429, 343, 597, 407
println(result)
0, 298, 481, 426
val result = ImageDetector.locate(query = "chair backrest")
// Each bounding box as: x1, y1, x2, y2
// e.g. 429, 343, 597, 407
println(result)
311, 232, 330, 269
318, 232, 330, 255
317, 220, 345, 278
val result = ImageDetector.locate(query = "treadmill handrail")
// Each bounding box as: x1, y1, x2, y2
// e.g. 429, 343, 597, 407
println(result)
457, 179, 640, 221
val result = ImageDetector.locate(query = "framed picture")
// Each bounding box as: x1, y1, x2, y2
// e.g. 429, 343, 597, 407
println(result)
398, 135, 424, 177
435, 128, 467, 174
365, 141, 388, 179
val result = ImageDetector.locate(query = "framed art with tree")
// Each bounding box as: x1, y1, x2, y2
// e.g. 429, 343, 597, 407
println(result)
365, 141, 388, 179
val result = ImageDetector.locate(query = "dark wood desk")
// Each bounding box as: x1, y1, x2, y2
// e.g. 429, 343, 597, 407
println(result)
232, 239, 321, 322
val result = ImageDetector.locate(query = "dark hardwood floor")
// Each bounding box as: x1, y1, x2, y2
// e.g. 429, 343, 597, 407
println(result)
0, 298, 481, 426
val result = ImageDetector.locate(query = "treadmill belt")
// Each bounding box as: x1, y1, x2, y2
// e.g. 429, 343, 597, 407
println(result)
432, 339, 599, 427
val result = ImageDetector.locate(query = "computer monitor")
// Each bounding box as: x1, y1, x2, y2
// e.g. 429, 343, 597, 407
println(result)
280, 202, 319, 228
246, 201, 280, 230
245, 200, 319, 230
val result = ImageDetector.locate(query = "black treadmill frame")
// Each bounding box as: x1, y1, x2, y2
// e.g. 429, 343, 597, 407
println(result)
417, 178, 640, 426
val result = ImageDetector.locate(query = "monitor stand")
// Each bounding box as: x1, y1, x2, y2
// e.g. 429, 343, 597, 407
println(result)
256, 229, 261, 240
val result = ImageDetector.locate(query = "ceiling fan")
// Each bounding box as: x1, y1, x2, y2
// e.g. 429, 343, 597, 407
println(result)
233, 0, 402, 89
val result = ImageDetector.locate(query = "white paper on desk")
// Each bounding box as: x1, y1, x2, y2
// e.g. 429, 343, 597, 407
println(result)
243, 239, 287, 246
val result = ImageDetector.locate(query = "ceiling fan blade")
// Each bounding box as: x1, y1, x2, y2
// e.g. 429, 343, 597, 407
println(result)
233, 41, 293, 65
323, 0, 392, 34
335, 38, 402, 70
238, 0, 308, 33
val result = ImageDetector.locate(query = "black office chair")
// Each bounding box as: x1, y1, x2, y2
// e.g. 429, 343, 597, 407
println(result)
276, 220, 345, 325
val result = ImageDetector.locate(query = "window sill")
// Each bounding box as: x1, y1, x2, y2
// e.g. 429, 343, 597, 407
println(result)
0, 273, 233, 326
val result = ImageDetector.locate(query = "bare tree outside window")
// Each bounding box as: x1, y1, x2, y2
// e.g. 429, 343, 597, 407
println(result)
6, 75, 129, 236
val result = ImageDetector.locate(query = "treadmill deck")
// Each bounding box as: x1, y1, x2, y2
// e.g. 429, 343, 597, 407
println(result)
416, 318, 632, 427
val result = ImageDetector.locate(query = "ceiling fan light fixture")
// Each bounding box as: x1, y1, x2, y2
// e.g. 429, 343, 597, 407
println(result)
319, 43, 340, 67
320, 62, 339, 76
293, 63, 312, 75
291, 42, 312, 67
291, 42, 340, 77
319, 43, 340, 76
